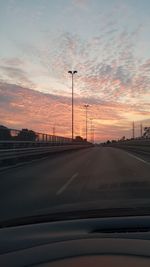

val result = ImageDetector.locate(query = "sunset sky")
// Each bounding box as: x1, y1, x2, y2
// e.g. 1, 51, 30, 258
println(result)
0, 0, 150, 142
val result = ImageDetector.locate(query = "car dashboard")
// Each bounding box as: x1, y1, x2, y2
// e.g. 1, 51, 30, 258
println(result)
0, 215, 150, 266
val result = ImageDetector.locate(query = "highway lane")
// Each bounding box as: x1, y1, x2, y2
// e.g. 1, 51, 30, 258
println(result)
0, 147, 150, 222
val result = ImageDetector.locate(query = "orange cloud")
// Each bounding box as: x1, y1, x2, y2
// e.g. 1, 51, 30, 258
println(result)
0, 82, 149, 142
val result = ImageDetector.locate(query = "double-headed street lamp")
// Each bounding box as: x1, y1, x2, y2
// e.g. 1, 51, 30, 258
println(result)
68, 70, 77, 141
84, 104, 89, 141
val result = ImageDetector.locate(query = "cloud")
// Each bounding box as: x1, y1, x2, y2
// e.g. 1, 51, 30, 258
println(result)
0, 58, 35, 88
13, 8, 149, 105
0, 66, 32, 86
0, 82, 71, 135
0, 82, 149, 141
30, 25, 148, 106
1, 2, 150, 141
72, 0, 89, 9
1, 57, 24, 66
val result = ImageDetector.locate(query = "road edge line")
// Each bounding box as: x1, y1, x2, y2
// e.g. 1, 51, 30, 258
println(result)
126, 152, 150, 166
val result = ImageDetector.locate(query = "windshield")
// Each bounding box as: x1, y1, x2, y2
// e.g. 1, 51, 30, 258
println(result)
0, 0, 150, 224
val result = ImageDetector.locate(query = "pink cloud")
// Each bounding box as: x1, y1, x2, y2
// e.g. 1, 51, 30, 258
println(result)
0, 82, 149, 142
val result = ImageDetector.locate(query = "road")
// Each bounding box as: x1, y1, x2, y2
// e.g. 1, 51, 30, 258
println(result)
0, 147, 150, 222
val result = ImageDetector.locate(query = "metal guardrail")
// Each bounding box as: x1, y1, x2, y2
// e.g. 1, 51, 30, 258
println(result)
0, 128, 73, 143
0, 144, 91, 162
108, 140, 150, 156
0, 128, 92, 167
115, 139, 150, 146
0, 128, 89, 149
0, 140, 86, 149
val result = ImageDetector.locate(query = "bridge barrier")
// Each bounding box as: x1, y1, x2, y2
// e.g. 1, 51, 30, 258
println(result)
0, 142, 92, 168
108, 139, 150, 156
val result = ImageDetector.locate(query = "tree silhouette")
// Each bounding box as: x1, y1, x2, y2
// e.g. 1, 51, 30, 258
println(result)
75, 136, 84, 142
143, 127, 150, 138
0, 125, 11, 140
16, 129, 37, 141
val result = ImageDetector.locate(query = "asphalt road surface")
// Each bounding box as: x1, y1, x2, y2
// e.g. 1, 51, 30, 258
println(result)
0, 147, 150, 222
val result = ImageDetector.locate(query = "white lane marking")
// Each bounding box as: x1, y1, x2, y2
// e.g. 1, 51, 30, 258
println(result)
56, 173, 78, 196
127, 152, 150, 165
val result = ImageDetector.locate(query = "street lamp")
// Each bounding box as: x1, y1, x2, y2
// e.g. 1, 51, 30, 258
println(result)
90, 118, 93, 143
68, 70, 77, 141
90, 118, 95, 144
84, 104, 89, 141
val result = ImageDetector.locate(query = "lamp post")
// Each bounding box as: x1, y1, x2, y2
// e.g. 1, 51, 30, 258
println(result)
90, 118, 93, 143
68, 70, 77, 141
93, 125, 95, 144
132, 121, 135, 139
84, 104, 89, 141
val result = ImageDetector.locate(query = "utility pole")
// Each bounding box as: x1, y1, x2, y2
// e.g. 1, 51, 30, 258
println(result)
53, 126, 55, 136
93, 125, 95, 144
132, 121, 135, 139
84, 104, 89, 141
140, 123, 143, 138
68, 70, 77, 141
90, 118, 93, 143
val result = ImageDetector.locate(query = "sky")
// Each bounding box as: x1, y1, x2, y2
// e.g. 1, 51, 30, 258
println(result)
0, 0, 150, 142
